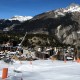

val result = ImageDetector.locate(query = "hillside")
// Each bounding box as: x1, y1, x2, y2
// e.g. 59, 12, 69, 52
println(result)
0, 3, 80, 47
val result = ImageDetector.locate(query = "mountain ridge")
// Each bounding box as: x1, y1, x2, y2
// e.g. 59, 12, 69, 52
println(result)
0, 3, 80, 47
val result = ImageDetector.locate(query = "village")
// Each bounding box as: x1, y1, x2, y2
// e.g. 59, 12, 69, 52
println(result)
0, 40, 79, 64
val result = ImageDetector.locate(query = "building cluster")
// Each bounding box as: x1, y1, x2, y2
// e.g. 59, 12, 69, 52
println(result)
0, 41, 80, 62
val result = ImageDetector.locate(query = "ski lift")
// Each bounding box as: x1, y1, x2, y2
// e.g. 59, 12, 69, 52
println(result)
18, 32, 27, 47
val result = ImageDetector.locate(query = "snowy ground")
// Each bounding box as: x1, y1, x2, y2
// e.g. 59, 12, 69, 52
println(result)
0, 59, 80, 80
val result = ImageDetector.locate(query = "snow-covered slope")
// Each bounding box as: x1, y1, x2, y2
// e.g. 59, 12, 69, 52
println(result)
0, 60, 80, 80
9, 15, 33, 22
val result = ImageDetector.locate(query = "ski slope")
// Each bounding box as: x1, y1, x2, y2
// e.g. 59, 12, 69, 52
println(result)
0, 60, 80, 80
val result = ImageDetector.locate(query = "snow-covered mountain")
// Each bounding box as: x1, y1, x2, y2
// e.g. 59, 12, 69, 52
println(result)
17, 3, 80, 46
1, 3, 80, 46
64, 3, 80, 12
32, 3, 80, 20
9, 15, 33, 22
54, 3, 80, 17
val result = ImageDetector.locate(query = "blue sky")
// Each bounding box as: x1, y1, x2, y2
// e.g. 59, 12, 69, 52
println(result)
0, 0, 80, 19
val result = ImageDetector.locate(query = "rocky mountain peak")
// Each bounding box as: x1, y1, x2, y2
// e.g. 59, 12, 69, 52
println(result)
64, 3, 80, 12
